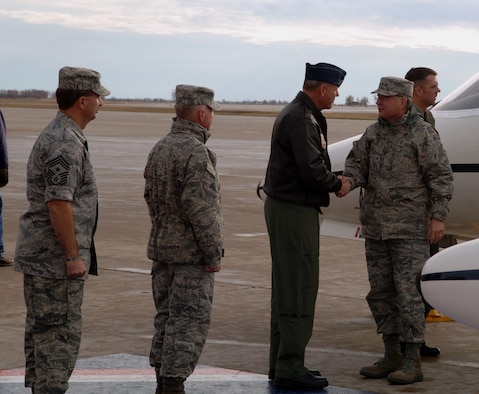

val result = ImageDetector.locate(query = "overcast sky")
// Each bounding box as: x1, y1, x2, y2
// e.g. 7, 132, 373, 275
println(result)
1, 0, 479, 103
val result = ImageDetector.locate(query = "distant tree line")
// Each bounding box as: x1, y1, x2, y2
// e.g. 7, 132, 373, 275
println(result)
108, 97, 172, 102
0, 89, 370, 106
218, 99, 290, 105
0, 89, 52, 99
344, 95, 370, 106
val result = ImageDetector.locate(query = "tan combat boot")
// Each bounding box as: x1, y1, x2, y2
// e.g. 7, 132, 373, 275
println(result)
387, 343, 423, 384
360, 334, 403, 378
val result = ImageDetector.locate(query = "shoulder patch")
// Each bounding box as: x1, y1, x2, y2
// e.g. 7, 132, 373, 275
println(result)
47, 156, 70, 186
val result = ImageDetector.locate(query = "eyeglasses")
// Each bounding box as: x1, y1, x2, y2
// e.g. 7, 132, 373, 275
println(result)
374, 94, 403, 101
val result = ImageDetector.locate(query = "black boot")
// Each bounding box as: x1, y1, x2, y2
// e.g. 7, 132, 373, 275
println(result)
274, 372, 328, 390
420, 342, 441, 357
155, 367, 162, 394
402, 341, 441, 357
162, 377, 186, 394
268, 369, 321, 380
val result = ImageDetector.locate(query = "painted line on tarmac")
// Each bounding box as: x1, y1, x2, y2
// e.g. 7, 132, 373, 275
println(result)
106, 267, 272, 288
233, 233, 268, 237
0, 366, 265, 384
105, 267, 150, 274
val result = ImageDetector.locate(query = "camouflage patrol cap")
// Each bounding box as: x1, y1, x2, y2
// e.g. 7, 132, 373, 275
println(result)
58, 66, 111, 96
175, 84, 220, 111
371, 76, 413, 98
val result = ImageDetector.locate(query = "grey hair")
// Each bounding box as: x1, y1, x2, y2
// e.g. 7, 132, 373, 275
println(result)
174, 103, 204, 119
302, 80, 324, 92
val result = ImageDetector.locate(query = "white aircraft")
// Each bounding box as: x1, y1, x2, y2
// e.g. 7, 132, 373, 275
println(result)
421, 238, 479, 330
322, 71, 479, 330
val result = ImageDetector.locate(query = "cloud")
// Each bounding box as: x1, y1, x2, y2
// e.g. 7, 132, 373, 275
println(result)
2, 0, 479, 53
1, 0, 478, 101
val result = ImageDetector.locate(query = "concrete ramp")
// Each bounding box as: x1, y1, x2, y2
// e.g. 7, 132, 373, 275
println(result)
0, 353, 376, 393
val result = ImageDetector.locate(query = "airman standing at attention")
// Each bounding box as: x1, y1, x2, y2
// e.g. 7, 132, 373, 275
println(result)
14, 66, 110, 393
144, 84, 224, 394
404, 66, 454, 358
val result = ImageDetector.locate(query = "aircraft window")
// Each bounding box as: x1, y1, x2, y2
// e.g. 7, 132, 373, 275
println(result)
434, 73, 479, 111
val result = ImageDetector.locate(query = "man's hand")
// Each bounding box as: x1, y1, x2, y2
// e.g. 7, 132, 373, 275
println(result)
336, 176, 351, 198
205, 265, 221, 273
66, 257, 87, 278
428, 218, 446, 245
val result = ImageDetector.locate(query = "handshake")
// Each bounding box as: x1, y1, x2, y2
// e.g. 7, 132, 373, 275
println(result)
336, 176, 351, 198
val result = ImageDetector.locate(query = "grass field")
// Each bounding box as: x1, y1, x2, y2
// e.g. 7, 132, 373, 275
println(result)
0, 98, 377, 120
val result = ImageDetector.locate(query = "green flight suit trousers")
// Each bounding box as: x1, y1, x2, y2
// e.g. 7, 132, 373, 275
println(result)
264, 197, 319, 379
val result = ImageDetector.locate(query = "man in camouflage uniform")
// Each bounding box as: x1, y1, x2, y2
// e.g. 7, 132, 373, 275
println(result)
144, 84, 224, 394
338, 76, 453, 385
404, 66, 451, 358
14, 66, 110, 393
405, 67, 440, 127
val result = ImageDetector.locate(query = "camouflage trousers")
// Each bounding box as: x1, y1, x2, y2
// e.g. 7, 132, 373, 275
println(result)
150, 263, 214, 379
23, 274, 84, 393
365, 239, 427, 343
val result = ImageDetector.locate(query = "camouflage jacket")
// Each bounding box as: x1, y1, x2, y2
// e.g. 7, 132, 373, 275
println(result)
14, 112, 98, 279
410, 102, 436, 126
144, 117, 224, 268
343, 111, 453, 240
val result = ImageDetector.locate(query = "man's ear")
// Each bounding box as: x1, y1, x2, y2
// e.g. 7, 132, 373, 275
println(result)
197, 107, 205, 122
77, 96, 88, 108
316, 83, 326, 97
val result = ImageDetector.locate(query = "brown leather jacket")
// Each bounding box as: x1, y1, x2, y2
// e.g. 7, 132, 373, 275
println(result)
264, 91, 342, 209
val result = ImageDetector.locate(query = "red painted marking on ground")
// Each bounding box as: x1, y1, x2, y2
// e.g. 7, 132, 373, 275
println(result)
0, 367, 262, 377
72, 369, 155, 376
0, 370, 24, 377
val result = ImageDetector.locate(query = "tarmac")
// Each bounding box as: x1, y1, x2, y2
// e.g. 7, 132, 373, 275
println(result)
1, 104, 479, 394
0, 353, 375, 393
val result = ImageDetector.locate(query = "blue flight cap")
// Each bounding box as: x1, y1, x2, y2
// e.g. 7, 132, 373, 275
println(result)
305, 62, 347, 87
